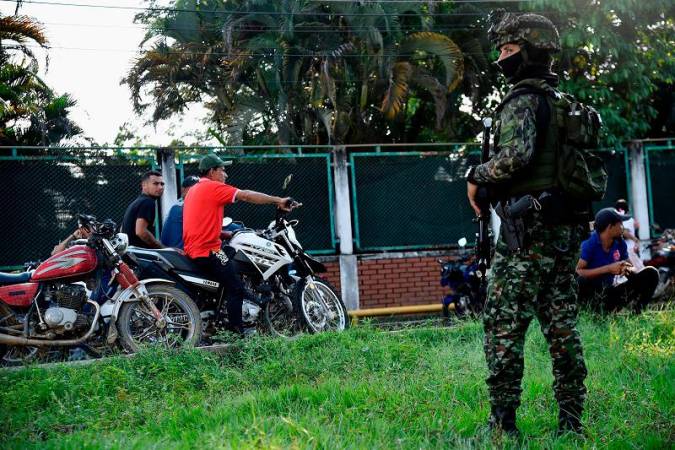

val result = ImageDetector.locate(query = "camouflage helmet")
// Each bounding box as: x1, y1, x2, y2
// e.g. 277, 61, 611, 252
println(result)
488, 9, 561, 52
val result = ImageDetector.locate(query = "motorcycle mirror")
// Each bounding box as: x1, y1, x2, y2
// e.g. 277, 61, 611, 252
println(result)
222, 217, 233, 228
457, 237, 468, 248
78, 213, 96, 228
282, 174, 293, 191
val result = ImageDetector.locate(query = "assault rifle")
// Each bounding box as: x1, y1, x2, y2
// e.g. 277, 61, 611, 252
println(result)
475, 117, 493, 282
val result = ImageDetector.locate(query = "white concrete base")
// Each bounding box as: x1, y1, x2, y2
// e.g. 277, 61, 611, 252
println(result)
339, 254, 359, 311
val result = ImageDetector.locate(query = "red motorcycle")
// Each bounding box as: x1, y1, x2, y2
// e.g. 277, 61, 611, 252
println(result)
0, 215, 202, 365
645, 229, 675, 299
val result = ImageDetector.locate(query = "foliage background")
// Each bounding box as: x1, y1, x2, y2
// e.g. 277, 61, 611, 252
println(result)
125, 0, 674, 148
0, 14, 85, 146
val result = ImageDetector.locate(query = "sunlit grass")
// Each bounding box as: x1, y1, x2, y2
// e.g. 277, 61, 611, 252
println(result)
1, 310, 672, 449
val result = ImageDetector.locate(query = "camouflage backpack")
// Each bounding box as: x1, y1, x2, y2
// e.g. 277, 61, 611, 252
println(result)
499, 83, 608, 200
555, 92, 607, 200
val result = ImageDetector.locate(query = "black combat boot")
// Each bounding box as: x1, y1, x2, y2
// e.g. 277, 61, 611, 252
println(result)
557, 403, 583, 435
489, 406, 520, 437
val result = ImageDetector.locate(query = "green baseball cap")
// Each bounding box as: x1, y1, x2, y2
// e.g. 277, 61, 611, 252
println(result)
198, 154, 233, 171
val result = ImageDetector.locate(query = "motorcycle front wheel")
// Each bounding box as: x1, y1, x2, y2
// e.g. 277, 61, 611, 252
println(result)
293, 277, 349, 333
117, 284, 202, 352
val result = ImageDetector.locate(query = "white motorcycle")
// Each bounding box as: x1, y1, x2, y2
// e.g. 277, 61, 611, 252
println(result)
225, 200, 349, 335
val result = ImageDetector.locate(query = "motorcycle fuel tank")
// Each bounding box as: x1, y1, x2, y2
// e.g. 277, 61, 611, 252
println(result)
32, 245, 97, 282
229, 231, 292, 269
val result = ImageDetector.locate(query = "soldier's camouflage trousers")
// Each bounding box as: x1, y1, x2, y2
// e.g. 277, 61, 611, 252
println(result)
484, 217, 588, 413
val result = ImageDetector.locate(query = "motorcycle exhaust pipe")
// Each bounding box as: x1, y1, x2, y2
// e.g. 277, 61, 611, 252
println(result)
0, 300, 101, 347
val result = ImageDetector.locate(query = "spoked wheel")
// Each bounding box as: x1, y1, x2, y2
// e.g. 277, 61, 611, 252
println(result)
263, 294, 301, 338
117, 285, 202, 352
294, 277, 349, 333
1, 345, 40, 366
0, 303, 40, 366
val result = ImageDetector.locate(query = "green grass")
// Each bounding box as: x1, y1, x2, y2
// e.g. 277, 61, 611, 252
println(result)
1, 311, 673, 449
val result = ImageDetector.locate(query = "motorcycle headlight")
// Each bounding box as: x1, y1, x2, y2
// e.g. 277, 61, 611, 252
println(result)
111, 233, 129, 255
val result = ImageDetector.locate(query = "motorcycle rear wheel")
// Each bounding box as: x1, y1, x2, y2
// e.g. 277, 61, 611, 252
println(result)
262, 294, 302, 338
293, 277, 349, 333
117, 284, 202, 352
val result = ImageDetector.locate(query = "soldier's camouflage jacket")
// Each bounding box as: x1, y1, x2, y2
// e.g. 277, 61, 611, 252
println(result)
473, 86, 540, 185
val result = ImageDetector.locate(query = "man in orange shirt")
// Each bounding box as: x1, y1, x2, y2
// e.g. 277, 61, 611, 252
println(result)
183, 154, 294, 335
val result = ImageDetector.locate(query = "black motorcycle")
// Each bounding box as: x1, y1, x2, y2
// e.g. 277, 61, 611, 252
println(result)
439, 238, 485, 318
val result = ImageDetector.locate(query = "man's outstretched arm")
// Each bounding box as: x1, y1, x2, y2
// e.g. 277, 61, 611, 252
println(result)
237, 190, 293, 210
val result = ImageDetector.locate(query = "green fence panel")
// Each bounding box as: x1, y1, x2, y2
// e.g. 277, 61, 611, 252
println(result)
351, 151, 481, 251
180, 153, 335, 253
0, 142, 662, 266
646, 148, 675, 231
592, 150, 629, 210
0, 151, 157, 268
351, 149, 630, 252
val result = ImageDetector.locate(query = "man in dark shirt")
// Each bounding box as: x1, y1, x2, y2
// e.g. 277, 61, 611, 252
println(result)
576, 208, 658, 312
122, 170, 165, 248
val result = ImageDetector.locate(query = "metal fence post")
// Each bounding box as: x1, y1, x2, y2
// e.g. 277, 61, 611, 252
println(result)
333, 146, 359, 310
158, 147, 178, 224
628, 140, 651, 246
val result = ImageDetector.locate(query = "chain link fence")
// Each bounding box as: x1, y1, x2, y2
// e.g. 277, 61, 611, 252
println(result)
1, 149, 157, 268
0, 142, 668, 268
646, 146, 675, 231
593, 149, 629, 211
350, 147, 630, 252
179, 152, 335, 252
0, 148, 335, 268
350, 148, 481, 251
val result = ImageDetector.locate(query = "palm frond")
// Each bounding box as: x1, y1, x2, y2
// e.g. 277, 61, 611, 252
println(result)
410, 66, 446, 129
312, 107, 333, 142
0, 16, 47, 46
398, 32, 464, 92
320, 59, 337, 110
380, 61, 412, 120
461, 38, 489, 71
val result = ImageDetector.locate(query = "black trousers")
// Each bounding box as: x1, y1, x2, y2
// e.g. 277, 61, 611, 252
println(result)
192, 251, 245, 329
579, 266, 659, 312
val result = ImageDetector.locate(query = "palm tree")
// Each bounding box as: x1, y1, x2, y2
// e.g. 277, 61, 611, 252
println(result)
0, 13, 83, 146
0, 14, 48, 66
127, 0, 469, 146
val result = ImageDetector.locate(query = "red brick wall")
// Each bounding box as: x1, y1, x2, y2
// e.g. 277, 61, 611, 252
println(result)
318, 251, 455, 309
322, 260, 341, 293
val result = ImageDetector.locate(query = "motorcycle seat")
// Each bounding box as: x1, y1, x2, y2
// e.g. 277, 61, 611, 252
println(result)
0, 271, 33, 284
152, 249, 202, 273
127, 246, 201, 273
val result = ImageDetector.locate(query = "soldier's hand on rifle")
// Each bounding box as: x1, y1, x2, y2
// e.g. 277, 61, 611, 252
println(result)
467, 181, 482, 216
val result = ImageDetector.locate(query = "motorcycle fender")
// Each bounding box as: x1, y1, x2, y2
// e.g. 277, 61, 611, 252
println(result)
301, 254, 327, 273
108, 278, 175, 322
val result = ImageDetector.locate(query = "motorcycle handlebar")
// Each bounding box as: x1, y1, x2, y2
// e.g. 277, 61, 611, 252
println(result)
77, 214, 117, 239
276, 198, 302, 222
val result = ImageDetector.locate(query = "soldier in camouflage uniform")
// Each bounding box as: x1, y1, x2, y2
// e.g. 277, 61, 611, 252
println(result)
465, 10, 588, 436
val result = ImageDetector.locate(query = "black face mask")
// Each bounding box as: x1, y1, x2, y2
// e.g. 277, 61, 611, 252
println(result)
495, 51, 524, 79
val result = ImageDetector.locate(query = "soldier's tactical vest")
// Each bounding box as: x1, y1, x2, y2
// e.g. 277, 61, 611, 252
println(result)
493, 78, 607, 201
